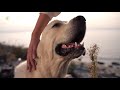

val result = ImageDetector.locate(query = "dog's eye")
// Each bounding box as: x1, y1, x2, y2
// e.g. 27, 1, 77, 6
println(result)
52, 23, 61, 28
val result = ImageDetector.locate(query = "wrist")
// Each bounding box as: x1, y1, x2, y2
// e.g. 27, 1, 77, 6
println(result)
31, 32, 40, 40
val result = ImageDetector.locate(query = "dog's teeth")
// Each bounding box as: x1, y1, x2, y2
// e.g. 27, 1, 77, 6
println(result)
68, 45, 71, 48
71, 44, 74, 47
77, 44, 80, 47
62, 44, 67, 48
75, 42, 77, 47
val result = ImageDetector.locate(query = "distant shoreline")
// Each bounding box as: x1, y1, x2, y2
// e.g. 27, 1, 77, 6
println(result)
0, 28, 120, 33
0, 42, 120, 78
0, 30, 32, 33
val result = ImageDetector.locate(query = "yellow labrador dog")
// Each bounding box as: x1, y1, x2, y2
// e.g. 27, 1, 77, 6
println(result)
14, 16, 86, 78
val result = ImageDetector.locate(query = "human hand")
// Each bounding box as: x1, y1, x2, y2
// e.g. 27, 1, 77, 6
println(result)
27, 35, 40, 72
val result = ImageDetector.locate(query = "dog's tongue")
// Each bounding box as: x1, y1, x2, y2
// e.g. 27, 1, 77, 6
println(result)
61, 42, 82, 49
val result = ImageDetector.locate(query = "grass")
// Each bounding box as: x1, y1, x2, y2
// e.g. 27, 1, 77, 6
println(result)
88, 44, 99, 78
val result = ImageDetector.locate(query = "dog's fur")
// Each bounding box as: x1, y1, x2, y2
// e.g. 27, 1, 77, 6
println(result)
14, 16, 86, 78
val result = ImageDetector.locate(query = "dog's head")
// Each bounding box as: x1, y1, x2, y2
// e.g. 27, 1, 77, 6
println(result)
37, 16, 86, 60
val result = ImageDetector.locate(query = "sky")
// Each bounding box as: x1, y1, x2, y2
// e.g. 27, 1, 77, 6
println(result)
0, 12, 120, 32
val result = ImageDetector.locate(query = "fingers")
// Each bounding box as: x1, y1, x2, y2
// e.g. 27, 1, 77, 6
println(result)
32, 44, 38, 69
27, 62, 32, 72
26, 38, 40, 72
27, 48, 36, 72
27, 49, 32, 72
30, 54, 36, 71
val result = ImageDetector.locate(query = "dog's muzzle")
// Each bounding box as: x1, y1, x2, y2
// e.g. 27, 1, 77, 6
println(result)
55, 15, 86, 58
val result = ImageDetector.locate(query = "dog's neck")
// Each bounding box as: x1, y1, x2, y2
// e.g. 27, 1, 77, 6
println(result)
35, 56, 70, 78
35, 43, 70, 78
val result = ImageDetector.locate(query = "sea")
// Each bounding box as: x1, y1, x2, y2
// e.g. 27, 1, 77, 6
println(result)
0, 29, 120, 64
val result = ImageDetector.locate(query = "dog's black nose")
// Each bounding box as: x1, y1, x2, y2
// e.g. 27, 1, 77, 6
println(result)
73, 15, 86, 22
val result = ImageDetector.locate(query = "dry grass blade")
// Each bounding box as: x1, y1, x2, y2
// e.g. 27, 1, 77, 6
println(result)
88, 44, 99, 78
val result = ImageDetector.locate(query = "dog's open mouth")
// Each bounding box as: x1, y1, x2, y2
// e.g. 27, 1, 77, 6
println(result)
55, 42, 86, 57
55, 15, 86, 58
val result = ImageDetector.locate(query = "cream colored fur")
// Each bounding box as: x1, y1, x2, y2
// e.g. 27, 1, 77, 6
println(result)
14, 19, 82, 78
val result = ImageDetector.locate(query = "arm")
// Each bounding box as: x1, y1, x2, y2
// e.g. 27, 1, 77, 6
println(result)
32, 13, 51, 39
27, 12, 61, 72
32, 12, 61, 38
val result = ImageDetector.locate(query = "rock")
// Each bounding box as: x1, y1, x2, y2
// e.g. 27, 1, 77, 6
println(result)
68, 60, 120, 78
0, 69, 14, 78
112, 62, 120, 66
97, 61, 104, 65
65, 74, 73, 78
72, 68, 90, 78
97, 64, 106, 70
115, 73, 120, 77
108, 65, 113, 68
116, 67, 120, 70
105, 67, 114, 74
112, 67, 120, 77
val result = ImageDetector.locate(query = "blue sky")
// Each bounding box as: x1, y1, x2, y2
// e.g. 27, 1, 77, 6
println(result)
0, 12, 120, 32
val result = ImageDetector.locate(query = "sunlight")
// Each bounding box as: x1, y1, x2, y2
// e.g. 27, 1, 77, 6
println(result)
52, 12, 120, 29
0, 12, 39, 25
0, 12, 120, 31
0, 12, 39, 31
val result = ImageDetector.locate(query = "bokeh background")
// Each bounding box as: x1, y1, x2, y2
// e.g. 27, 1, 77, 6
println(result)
0, 12, 120, 78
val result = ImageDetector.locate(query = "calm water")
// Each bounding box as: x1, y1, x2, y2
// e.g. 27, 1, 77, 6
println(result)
83, 29, 120, 64
0, 29, 120, 63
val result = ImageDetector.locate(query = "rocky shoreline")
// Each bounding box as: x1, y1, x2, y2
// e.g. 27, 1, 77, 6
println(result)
67, 59, 120, 78
0, 58, 120, 78
0, 42, 27, 78
0, 42, 120, 78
